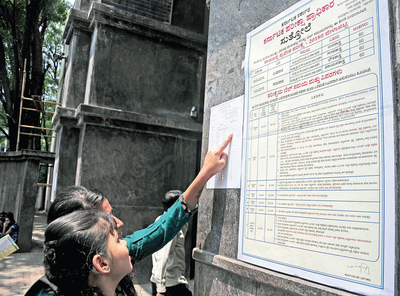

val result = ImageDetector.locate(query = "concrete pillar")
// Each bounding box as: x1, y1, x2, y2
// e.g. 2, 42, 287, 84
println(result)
0, 151, 55, 252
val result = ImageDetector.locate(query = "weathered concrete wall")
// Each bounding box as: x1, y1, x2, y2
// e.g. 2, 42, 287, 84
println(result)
73, 0, 97, 12
52, 103, 202, 282
73, 106, 201, 208
73, 0, 207, 34
0, 151, 54, 252
84, 22, 204, 121
52, 108, 80, 191
62, 28, 91, 108
194, 0, 400, 295
171, 0, 207, 34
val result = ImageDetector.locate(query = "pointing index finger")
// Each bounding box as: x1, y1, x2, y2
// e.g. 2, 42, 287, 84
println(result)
217, 134, 233, 154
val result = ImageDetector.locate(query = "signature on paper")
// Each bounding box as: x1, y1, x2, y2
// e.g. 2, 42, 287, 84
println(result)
347, 263, 370, 275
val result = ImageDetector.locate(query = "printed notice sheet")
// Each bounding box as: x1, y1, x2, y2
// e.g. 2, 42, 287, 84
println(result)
207, 96, 244, 189
238, 0, 395, 295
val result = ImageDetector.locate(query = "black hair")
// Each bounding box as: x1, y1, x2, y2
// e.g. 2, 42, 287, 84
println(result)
162, 190, 182, 212
48, 186, 105, 224
4, 212, 16, 234
44, 210, 126, 296
47, 186, 136, 296
5, 212, 16, 225
0, 212, 7, 222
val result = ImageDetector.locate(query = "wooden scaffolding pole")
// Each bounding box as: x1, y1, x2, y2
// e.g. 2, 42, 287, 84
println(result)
16, 59, 61, 151
16, 60, 27, 151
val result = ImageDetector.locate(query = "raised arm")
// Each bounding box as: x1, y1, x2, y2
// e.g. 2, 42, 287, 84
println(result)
124, 134, 233, 261
183, 134, 232, 210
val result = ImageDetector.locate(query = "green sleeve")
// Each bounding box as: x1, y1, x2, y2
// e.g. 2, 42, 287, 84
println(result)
123, 197, 197, 262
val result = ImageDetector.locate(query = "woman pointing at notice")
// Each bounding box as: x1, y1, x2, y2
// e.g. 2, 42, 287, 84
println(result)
27, 134, 233, 296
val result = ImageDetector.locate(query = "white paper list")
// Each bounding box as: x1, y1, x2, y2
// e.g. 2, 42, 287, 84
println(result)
207, 96, 244, 189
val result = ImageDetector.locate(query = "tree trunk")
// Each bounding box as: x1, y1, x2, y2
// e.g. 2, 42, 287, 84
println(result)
19, 0, 45, 150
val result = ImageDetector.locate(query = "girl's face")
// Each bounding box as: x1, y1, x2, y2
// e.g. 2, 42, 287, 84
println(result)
107, 230, 132, 279
101, 199, 124, 239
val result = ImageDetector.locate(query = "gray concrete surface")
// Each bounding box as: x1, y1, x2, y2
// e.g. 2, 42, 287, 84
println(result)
0, 151, 55, 252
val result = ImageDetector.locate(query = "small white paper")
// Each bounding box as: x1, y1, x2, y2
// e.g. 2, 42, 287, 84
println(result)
207, 95, 244, 189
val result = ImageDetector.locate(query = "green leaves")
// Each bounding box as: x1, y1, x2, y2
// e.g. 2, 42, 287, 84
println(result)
0, 0, 71, 151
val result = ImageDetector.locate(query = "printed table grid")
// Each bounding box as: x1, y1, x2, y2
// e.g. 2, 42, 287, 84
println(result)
243, 80, 381, 257
249, 17, 375, 99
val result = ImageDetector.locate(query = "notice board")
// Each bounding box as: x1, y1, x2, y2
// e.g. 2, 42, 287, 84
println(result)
238, 0, 395, 295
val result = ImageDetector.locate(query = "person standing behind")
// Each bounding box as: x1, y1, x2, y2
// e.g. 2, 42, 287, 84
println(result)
150, 190, 192, 296
2, 212, 19, 243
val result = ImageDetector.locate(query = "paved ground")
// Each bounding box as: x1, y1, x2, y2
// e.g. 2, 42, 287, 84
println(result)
0, 212, 47, 296
0, 212, 157, 296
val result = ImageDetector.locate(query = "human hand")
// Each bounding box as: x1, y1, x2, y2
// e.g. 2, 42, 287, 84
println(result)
201, 134, 233, 178
182, 134, 233, 210
156, 293, 165, 296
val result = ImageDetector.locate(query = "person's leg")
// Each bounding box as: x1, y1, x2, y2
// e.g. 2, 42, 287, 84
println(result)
151, 282, 158, 296
165, 284, 192, 296
152, 283, 173, 296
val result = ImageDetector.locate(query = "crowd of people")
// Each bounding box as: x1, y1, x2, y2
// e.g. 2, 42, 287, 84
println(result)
22, 134, 232, 296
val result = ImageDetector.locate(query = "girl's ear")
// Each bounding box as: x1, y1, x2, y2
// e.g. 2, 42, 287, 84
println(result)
92, 254, 111, 274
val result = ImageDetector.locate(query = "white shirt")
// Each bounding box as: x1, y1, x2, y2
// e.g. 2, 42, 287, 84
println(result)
150, 215, 188, 293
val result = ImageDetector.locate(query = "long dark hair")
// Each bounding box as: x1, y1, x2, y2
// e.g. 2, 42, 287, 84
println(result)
6, 212, 16, 224
5, 212, 17, 232
47, 186, 136, 295
48, 186, 105, 224
44, 210, 135, 296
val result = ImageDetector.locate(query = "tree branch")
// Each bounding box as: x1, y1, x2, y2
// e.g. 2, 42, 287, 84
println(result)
0, 94, 6, 110
0, 111, 11, 123
40, 16, 48, 41
0, 125, 10, 139
0, 34, 11, 115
